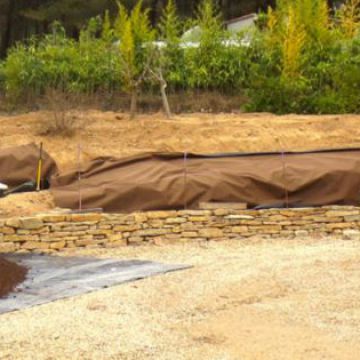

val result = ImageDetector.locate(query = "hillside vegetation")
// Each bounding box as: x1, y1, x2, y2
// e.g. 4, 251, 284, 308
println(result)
0, 0, 275, 57
0, 0, 359, 116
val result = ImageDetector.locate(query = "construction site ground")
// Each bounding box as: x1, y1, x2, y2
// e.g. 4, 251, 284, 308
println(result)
1, 111, 360, 218
1, 111, 360, 359
1, 239, 360, 360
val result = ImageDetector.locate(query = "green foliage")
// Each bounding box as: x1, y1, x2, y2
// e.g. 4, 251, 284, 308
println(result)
0, 0, 359, 114
176, 0, 249, 91
184, 0, 225, 89
130, 1, 155, 45
155, 0, 185, 87
115, 1, 155, 92
196, 0, 224, 45
159, 0, 181, 44
2, 21, 123, 102
337, 0, 360, 38
101, 10, 114, 43
246, 0, 360, 114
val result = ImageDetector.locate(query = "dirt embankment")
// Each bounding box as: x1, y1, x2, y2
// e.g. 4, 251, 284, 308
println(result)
1, 111, 360, 171
1, 111, 360, 218
0, 191, 55, 219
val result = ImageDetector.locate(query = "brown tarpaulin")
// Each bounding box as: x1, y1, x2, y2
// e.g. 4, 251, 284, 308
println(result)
51, 149, 360, 212
0, 143, 58, 188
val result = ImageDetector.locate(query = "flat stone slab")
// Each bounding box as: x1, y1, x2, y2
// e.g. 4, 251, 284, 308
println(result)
0, 254, 190, 314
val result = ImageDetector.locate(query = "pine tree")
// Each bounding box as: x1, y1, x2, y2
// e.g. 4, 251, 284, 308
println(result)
102, 10, 114, 43
282, 6, 306, 77
196, 0, 224, 46
115, 1, 155, 119
159, 0, 181, 43
338, 0, 360, 38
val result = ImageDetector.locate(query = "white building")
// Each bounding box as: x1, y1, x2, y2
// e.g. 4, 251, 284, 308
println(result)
225, 14, 258, 33
180, 13, 258, 44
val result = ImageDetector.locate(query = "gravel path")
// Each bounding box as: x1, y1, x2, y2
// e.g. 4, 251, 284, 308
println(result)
0, 238, 359, 359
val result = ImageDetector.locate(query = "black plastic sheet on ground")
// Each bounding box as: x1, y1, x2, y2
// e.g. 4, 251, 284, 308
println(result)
0, 255, 190, 314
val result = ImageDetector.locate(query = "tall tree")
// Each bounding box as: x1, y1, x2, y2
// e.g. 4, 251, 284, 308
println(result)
0, 0, 14, 57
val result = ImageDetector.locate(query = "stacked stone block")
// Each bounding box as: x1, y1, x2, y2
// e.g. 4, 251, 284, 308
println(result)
0, 206, 360, 253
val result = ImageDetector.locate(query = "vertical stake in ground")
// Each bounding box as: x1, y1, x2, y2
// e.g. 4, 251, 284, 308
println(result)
78, 144, 82, 211
36, 142, 43, 192
280, 150, 289, 208
183, 152, 188, 210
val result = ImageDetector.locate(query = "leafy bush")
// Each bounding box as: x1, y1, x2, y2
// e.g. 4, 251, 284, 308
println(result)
2, 21, 123, 103
246, 0, 360, 114
0, 0, 359, 114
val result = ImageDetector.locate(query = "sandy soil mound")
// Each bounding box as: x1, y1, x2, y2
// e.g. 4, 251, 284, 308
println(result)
0, 191, 55, 218
0, 257, 27, 298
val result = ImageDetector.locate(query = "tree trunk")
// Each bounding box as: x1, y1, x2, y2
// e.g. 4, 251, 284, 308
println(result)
1, 0, 15, 57
159, 72, 172, 119
130, 90, 137, 120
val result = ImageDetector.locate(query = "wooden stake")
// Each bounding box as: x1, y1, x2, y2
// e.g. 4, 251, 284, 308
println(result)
36, 142, 43, 192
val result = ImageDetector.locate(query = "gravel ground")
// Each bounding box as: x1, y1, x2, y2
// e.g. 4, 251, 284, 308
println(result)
0, 238, 359, 360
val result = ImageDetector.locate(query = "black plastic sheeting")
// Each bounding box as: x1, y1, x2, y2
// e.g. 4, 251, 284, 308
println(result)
0, 255, 190, 314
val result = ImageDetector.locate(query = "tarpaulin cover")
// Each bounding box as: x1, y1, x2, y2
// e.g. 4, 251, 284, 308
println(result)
0, 254, 190, 314
0, 143, 58, 188
50, 149, 360, 212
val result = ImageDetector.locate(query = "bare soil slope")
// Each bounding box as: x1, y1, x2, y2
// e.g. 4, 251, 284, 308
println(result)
1, 111, 360, 170
1, 111, 360, 217
0, 191, 55, 218
1, 113, 360, 359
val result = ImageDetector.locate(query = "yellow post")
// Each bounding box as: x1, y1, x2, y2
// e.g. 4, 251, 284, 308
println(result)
36, 142, 43, 192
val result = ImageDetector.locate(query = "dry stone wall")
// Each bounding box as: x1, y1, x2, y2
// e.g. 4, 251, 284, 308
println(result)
1, 206, 360, 253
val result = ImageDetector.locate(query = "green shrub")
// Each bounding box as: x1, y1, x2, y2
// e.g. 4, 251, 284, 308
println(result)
0, 0, 359, 114
246, 0, 360, 114
2, 21, 123, 103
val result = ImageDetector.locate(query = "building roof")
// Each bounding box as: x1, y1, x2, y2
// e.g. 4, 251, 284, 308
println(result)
225, 13, 258, 26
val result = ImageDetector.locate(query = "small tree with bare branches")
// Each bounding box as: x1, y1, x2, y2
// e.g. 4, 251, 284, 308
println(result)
148, 0, 183, 119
